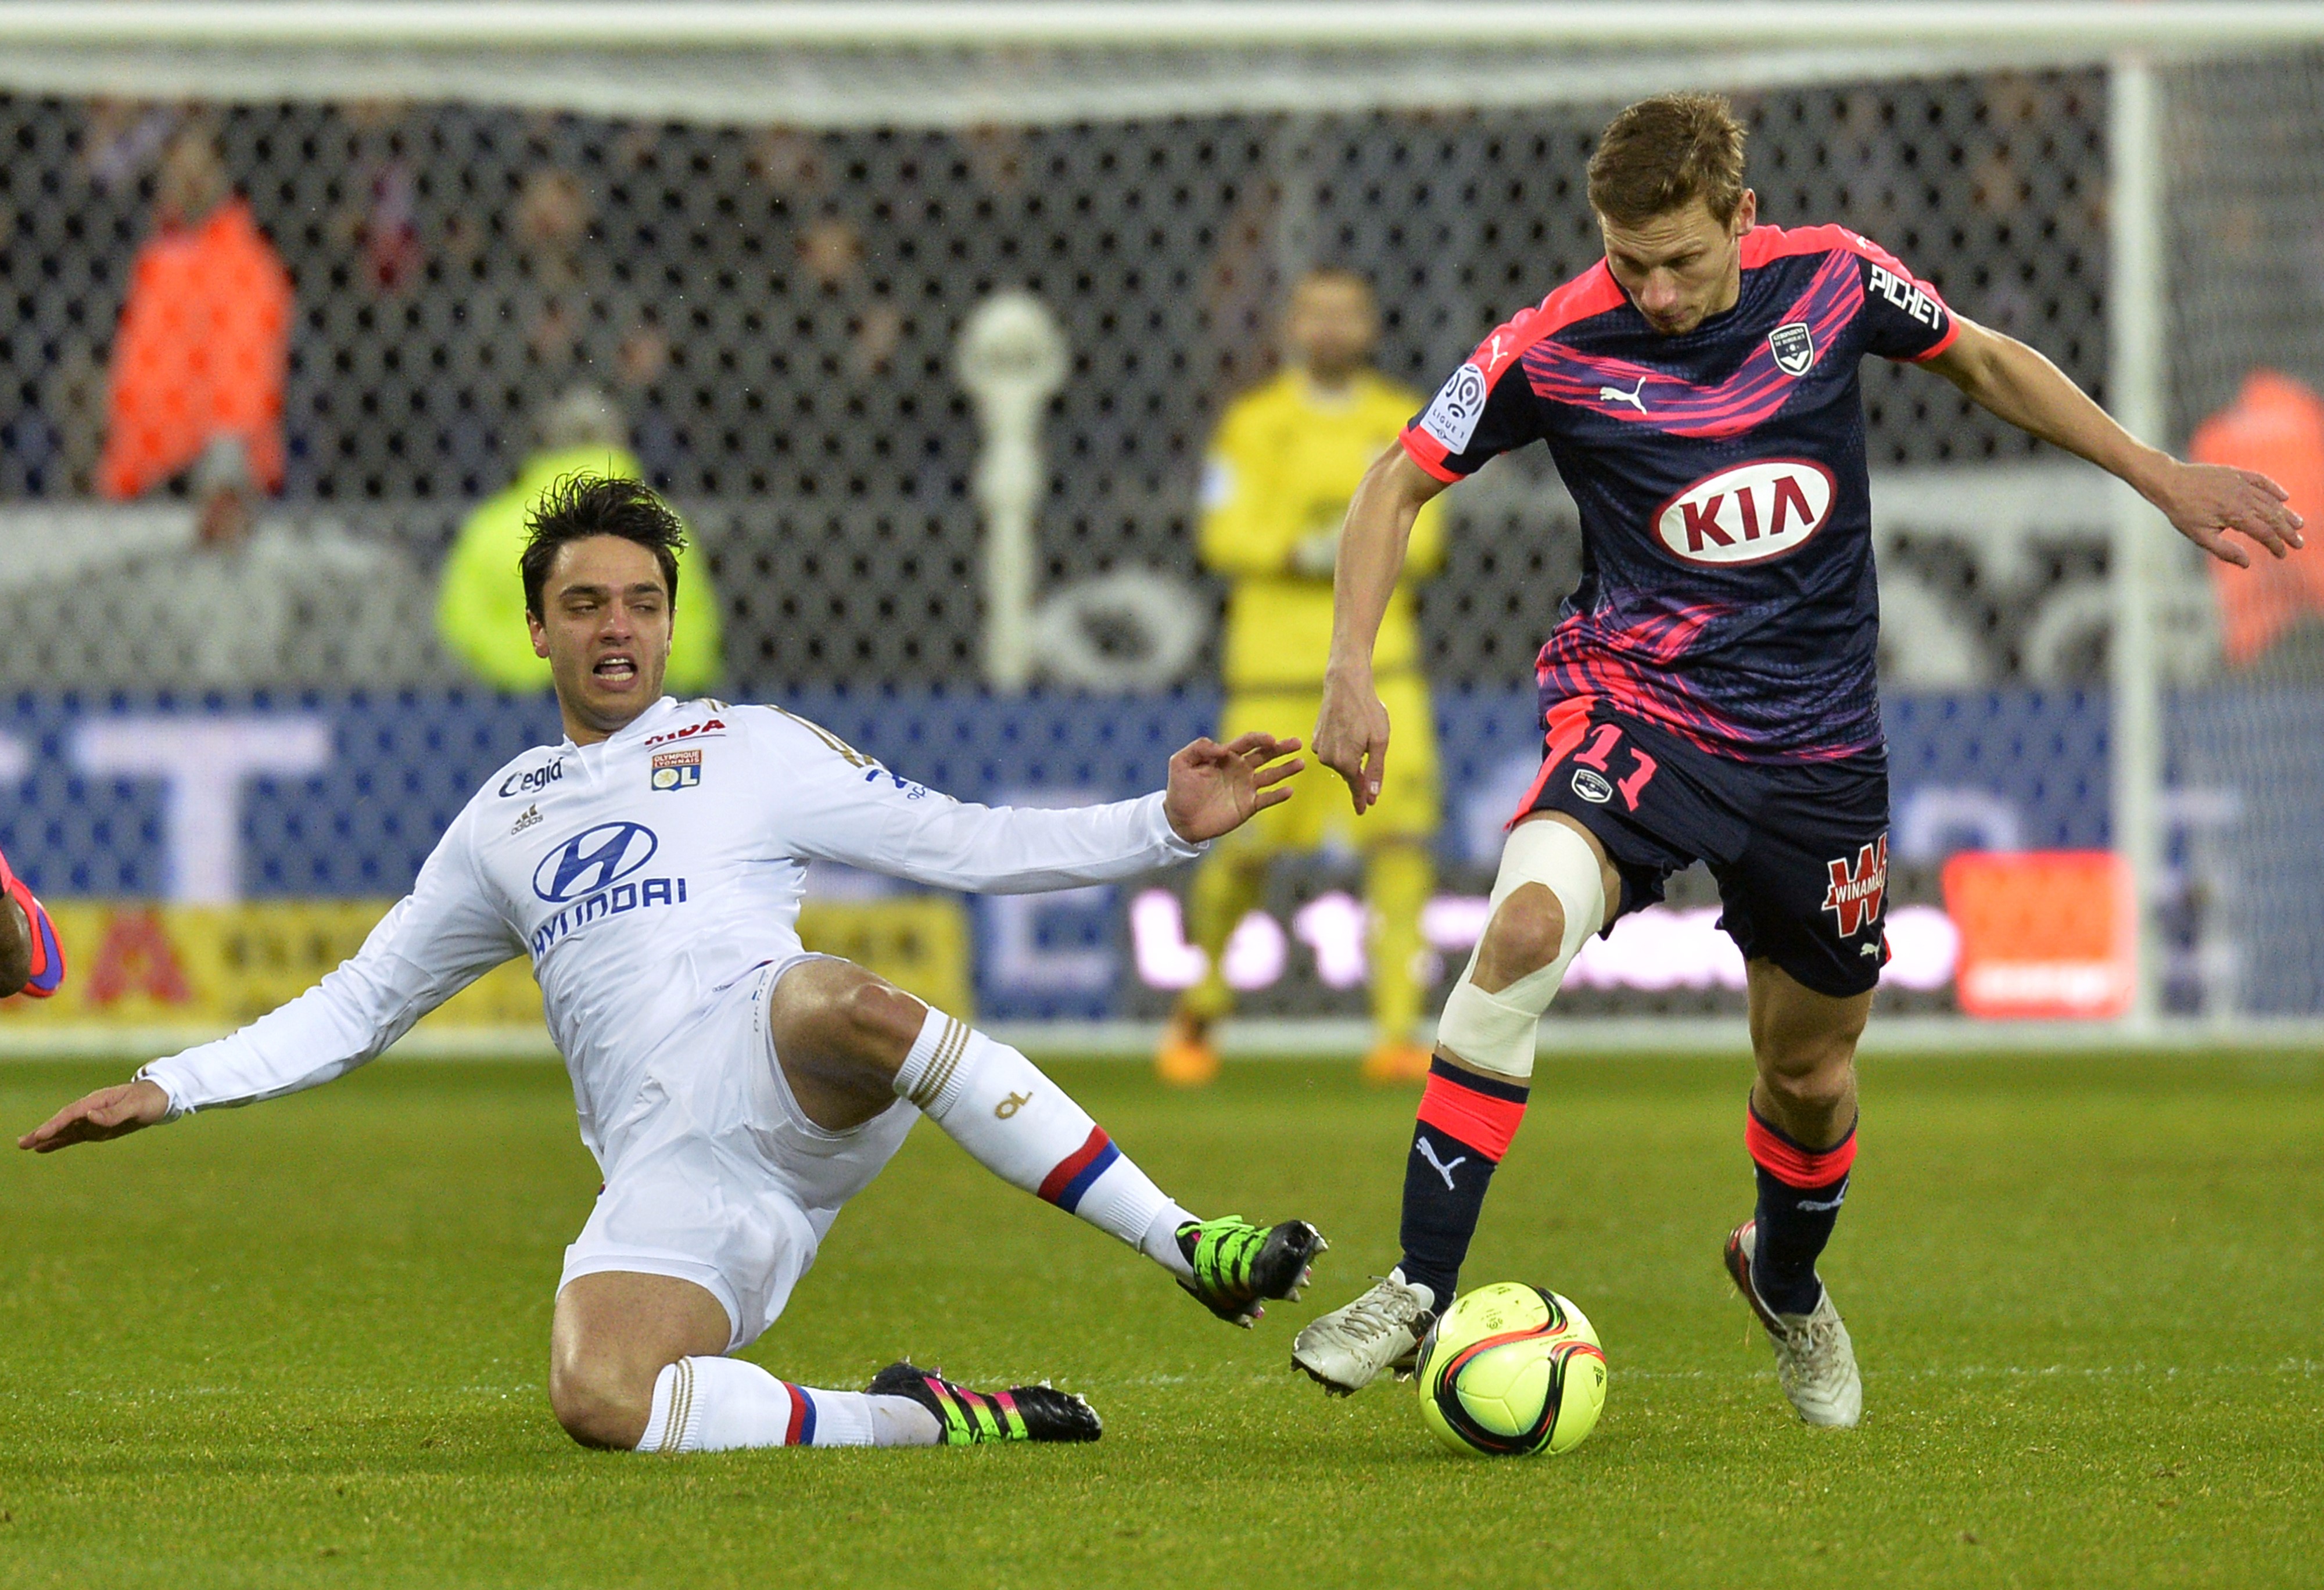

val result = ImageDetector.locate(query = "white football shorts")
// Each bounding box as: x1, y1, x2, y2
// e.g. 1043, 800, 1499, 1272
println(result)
558, 954, 922, 1351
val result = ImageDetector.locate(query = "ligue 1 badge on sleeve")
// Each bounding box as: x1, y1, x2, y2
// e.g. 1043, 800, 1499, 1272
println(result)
1767, 321, 1816, 378
650, 748, 703, 791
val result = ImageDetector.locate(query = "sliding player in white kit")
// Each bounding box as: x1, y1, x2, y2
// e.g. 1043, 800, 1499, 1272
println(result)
20, 474, 1328, 1454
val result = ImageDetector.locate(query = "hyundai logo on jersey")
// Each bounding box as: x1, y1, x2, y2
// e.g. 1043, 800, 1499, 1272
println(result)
533, 822, 661, 902
1652, 458, 1836, 566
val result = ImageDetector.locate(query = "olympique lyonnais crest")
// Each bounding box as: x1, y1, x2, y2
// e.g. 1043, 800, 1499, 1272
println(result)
1821, 834, 1887, 936
650, 748, 702, 791
1767, 321, 1817, 378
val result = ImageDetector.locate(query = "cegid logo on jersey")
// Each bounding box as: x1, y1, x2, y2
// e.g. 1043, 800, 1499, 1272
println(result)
529, 821, 688, 955
1651, 458, 1836, 566
498, 759, 564, 798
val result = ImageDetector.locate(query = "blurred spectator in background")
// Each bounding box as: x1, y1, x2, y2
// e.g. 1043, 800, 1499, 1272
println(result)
2193, 370, 2324, 669
1156, 268, 1446, 1088
96, 122, 292, 547
437, 385, 723, 692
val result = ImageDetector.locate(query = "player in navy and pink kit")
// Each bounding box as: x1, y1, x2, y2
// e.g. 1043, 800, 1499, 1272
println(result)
1292, 94, 2304, 1424
0, 841, 64, 1002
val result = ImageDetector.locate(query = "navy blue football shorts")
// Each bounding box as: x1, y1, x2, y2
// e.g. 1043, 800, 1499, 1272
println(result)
1512, 698, 1892, 999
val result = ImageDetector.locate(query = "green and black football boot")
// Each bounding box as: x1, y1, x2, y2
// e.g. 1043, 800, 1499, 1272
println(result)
1175, 1215, 1329, 1327
865, 1361, 1103, 1445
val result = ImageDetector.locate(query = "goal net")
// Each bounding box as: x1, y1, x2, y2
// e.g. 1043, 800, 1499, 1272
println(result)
0, 3, 2318, 1042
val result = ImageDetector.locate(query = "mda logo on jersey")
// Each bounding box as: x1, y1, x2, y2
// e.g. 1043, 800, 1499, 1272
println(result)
650, 748, 702, 791
533, 821, 659, 903
1651, 458, 1835, 566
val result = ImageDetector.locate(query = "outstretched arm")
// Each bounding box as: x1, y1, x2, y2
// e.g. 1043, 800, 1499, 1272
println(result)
768, 709, 1303, 894
1317, 446, 1451, 814
19, 806, 520, 1154
1924, 317, 2304, 568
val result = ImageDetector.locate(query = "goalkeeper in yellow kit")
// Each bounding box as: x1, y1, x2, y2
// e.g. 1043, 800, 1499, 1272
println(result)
1157, 269, 1444, 1087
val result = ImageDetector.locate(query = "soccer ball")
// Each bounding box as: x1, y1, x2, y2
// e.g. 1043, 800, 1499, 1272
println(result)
1416, 1282, 1608, 1458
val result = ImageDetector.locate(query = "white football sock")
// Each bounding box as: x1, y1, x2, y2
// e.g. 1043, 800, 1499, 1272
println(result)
895, 1008, 1195, 1275
634, 1356, 941, 1452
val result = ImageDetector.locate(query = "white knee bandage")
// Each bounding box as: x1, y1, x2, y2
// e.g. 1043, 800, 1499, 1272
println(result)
1433, 820, 1606, 1080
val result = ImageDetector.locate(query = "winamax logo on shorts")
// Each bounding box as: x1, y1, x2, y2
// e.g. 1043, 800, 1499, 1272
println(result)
1821, 834, 1888, 937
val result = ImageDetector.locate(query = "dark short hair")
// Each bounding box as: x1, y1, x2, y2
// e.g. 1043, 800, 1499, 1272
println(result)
520, 473, 685, 618
1587, 92, 1748, 228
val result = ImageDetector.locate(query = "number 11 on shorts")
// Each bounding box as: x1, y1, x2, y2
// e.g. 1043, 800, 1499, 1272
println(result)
1572, 723, 1658, 813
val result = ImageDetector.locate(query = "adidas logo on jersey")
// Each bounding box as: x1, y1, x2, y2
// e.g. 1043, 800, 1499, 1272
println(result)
511, 804, 543, 835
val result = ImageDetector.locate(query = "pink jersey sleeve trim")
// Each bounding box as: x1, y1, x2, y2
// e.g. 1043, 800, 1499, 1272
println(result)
1398, 426, 1463, 482
1745, 221, 1948, 296
1533, 260, 1628, 338
1903, 316, 1961, 362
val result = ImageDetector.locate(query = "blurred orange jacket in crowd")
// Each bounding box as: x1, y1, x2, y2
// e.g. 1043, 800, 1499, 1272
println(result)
2189, 369, 2324, 666
96, 198, 292, 501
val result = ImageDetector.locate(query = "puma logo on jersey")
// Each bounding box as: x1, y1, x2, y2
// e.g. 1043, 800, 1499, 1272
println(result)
1415, 1135, 1468, 1189
1598, 376, 1649, 414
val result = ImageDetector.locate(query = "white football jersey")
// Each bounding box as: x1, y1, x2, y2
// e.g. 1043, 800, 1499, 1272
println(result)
140, 696, 1203, 1162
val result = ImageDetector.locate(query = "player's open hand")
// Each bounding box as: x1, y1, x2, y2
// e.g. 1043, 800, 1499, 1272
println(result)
18, 1078, 170, 1154
1314, 669, 1391, 815
1164, 732, 1304, 844
2153, 459, 2305, 568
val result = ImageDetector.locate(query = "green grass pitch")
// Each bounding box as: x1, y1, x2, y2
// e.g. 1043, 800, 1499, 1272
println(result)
1, 1050, 2319, 1588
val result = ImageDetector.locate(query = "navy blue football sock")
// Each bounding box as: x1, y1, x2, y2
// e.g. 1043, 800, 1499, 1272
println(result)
1745, 1103, 1857, 1316
1396, 1059, 1529, 1304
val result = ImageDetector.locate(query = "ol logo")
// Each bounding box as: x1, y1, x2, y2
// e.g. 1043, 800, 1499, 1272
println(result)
995, 1091, 1032, 1119
651, 748, 702, 792
533, 821, 659, 903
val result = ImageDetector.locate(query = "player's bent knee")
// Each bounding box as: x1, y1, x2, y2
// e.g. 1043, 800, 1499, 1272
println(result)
1473, 885, 1567, 989
549, 1354, 658, 1450
769, 960, 924, 1085
1758, 1046, 1856, 1113
1435, 820, 1608, 1080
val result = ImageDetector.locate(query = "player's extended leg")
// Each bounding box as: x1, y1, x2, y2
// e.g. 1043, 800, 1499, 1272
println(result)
550, 1270, 1096, 1452
1723, 959, 1870, 1428
1293, 814, 1618, 1394
771, 957, 1326, 1327
1358, 839, 1434, 1084
1158, 848, 1269, 1087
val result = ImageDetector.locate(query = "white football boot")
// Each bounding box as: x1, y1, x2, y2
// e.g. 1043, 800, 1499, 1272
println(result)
1290, 1269, 1437, 1396
1724, 1221, 1862, 1428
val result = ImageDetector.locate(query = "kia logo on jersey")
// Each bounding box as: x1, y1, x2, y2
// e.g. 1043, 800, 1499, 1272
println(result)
1651, 458, 1837, 566
533, 821, 660, 903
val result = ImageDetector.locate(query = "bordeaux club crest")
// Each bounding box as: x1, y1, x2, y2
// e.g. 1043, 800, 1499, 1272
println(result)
1767, 321, 1817, 378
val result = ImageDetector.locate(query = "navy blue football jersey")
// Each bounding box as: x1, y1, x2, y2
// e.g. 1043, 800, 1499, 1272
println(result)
1400, 224, 1958, 763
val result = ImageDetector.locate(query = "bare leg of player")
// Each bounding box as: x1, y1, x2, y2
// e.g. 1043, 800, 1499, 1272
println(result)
550, 1269, 1030, 1451
1723, 961, 1871, 1427
769, 957, 1325, 1326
